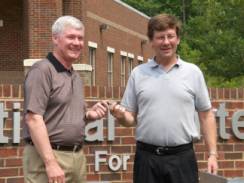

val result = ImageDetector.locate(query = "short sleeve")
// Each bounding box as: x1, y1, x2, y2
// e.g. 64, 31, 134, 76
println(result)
24, 67, 51, 116
121, 72, 138, 112
195, 70, 211, 111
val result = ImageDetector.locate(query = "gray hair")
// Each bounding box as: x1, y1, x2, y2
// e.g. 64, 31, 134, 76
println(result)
52, 15, 84, 35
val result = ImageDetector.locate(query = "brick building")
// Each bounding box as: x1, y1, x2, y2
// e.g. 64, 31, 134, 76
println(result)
0, 0, 153, 86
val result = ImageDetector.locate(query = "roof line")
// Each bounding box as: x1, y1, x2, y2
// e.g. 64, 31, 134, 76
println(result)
113, 0, 150, 19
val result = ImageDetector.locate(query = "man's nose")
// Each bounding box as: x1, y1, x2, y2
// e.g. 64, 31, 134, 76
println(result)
162, 37, 170, 44
73, 38, 80, 45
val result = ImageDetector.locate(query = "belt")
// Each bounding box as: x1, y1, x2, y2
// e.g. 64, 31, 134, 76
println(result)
137, 141, 193, 156
25, 139, 82, 152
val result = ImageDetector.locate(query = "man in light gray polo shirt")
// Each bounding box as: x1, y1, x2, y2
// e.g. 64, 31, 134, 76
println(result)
23, 16, 108, 183
110, 13, 218, 183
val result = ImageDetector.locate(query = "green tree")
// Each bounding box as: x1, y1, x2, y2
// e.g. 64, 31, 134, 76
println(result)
122, 0, 162, 17
122, 0, 193, 23
122, 0, 244, 87
181, 0, 244, 81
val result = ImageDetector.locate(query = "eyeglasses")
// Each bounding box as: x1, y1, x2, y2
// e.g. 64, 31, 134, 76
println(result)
156, 34, 177, 41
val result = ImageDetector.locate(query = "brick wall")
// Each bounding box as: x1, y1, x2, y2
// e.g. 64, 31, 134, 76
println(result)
24, 0, 62, 58
0, 0, 23, 71
0, 84, 244, 182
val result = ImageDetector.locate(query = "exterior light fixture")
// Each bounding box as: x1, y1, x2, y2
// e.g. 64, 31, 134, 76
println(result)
141, 39, 147, 46
99, 23, 108, 32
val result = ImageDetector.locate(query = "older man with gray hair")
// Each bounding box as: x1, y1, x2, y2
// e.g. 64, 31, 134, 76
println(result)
23, 16, 108, 183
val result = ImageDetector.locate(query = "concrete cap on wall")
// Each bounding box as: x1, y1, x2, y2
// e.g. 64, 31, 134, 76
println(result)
72, 64, 92, 71
23, 59, 42, 67
23, 59, 92, 84
23, 59, 92, 71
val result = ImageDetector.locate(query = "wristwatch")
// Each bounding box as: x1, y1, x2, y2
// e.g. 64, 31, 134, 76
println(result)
208, 151, 218, 158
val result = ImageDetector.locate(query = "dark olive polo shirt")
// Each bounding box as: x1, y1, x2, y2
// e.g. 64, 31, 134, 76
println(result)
23, 52, 86, 145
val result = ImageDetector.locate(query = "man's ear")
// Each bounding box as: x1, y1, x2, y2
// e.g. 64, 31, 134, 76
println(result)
52, 34, 58, 45
149, 40, 154, 49
177, 37, 180, 45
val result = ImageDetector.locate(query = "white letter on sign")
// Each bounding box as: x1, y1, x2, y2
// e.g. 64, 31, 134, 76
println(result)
95, 151, 107, 171
108, 155, 122, 171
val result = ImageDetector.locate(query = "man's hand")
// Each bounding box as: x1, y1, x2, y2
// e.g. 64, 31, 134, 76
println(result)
108, 101, 136, 127
86, 100, 109, 121
45, 159, 65, 183
108, 101, 126, 119
208, 154, 218, 174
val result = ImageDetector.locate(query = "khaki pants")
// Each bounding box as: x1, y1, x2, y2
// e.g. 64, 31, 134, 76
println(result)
23, 144, 87, 183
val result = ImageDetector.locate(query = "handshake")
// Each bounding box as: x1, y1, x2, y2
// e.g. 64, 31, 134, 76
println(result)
88, 100, 134, 126
86, 100, 126, 121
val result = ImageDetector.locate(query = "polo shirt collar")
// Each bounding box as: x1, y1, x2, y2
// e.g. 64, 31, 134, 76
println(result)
148, 58, 159, 68
47, 52, 73, 73
149, 56, 183, 68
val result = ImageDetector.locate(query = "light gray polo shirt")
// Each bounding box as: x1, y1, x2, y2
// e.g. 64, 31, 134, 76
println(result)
121, 57, 211, 146
23, 53, 86, 145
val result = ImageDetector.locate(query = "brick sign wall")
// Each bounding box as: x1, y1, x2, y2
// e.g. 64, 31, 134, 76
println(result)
0, 84, 244, 183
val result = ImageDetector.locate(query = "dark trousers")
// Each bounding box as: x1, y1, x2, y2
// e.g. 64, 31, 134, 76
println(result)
133, 142, 199, 183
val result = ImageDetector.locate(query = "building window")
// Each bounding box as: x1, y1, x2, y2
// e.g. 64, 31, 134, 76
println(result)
89, 47, 96, 86
128, 57, 133, 78
121, 56, 126, 87
108, 52, 114, 87
62, 0, 69, 15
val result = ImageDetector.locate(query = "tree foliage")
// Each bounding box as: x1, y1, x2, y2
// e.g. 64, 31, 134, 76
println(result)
182, 0, 244, 79
121, 0, 161, 17
122, 0, 244, 87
